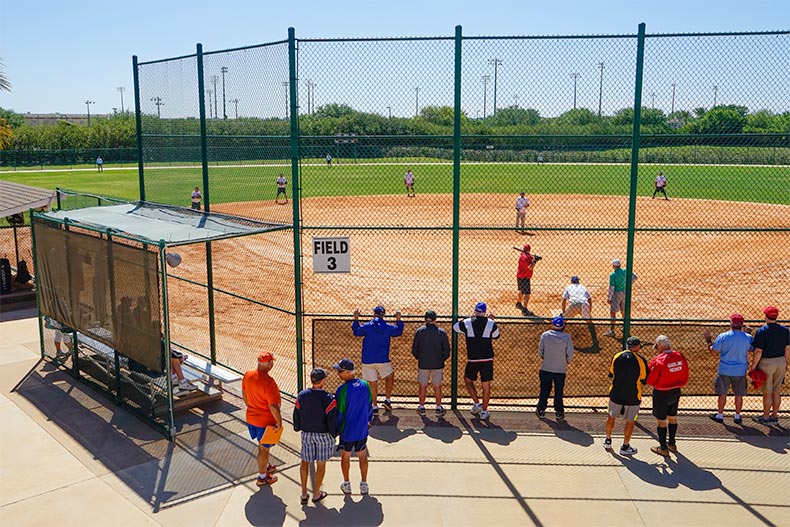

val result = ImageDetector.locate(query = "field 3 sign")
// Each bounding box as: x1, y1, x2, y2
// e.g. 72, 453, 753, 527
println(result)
312, 237, 350, 273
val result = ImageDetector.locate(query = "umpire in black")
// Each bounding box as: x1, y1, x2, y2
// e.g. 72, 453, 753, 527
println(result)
412, 310, 451, 417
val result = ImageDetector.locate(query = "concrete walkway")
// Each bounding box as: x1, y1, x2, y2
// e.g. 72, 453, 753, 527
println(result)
1, 316, 788, 527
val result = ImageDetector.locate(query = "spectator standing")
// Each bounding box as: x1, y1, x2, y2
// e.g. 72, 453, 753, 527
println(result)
536, 154, 544, 165
191, 187, 202, 210
515, 192, 530, 233
326, 153, 332, 166
704, 313, 753, 424
453, 302, 499, 420
352, 305, 404, 414
750, 306, 789, 425
294, 368, 337, 504
652, 171, 669, 200
411, 310, 451, 416
646, 335, 689, 456
562, 275, 592, 321
404, 169, 415, 197
605, 259, 637, 337
516, 244, 539, 316
242, 352, 282, 486
96, 156, 103, 172
275, 174, 288, 204
536, 316, 574, 420
333, 358, 374, 496
604, 336, 649, 455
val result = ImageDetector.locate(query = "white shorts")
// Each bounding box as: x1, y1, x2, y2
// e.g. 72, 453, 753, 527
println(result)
608, 401, 640, 421
361, 362, 394, 382
417, 368, 443, 386
564, 303, 591, 318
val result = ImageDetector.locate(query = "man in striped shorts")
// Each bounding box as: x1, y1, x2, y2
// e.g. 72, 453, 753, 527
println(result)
294, 368, 337, 504
453, 302, 500, 420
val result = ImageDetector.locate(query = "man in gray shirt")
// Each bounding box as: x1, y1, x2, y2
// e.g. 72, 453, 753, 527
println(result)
537, 316, 574, 420
412, 310, 451, 416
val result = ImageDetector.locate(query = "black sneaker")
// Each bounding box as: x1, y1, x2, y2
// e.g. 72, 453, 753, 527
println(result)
372, 406, 379, 415
733, 415, 743, 425
555, 413, 565, 420
416, 406, 426, 416
709, 414, 724, 424
536, 409, 545, 418
381, 399, 393, 411
515, 302, 523, 309
603, 438, 613, 451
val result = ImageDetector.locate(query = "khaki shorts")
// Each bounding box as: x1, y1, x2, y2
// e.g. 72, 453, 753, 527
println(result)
361, 362, 394, 382
758, 357, 787, 393
417, 368, 443, 386
564, 303, 591, 318
608, 401, 640, 421
610, 291, 625, 313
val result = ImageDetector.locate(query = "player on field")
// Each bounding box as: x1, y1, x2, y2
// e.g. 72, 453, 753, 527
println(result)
404, 169, 415, 197
275, 174, 288, 204
515, 192, 530, 233
652, 171, 669, 200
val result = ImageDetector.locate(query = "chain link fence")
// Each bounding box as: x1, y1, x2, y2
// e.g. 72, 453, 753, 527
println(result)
128, 26, 789, 411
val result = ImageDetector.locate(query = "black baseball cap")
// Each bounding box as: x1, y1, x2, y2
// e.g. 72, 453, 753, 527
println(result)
424, 310, 437, 320
310, 367, 328, 383
626, 336, 641, 347
332, 358, 355, 372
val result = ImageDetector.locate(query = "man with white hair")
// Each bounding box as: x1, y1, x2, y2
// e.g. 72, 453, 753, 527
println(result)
646, 335, 689, 456
605, 259, 637, 337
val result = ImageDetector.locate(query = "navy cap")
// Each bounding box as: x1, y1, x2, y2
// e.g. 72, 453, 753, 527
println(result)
570, 276, 579, 284
373, 305, 385, 316
475, 302, 487, 313
310, 367, 328, 382
332, 358, 355, 372
551, 316, 565, 328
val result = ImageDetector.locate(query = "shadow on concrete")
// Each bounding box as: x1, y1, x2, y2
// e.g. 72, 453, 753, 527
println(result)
368, 414, 417, 443
468, 418, 518, 446
542, 417, 595, 447
244, 486, 287, 526
420, 415, 463, 443
723, 422, 789, 453
299, 495, 384, 527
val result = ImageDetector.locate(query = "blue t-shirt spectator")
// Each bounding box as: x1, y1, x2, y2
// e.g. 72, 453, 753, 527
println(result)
712, 330, 753, 376
352, 317, 404, 364
335, 378, 373, 442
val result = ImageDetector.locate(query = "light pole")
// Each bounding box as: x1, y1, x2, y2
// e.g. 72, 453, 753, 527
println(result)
650, 92, 656, 109
489, 58, 502, 115
670, 83, 676, 115
482, 75, 490, 118
206, 90, 213, 118
281, 81, 289, 119
85, 100, 95, 126
513, 94, 519, 108
414, 87, 420, 117
230, 98, 239, 119
112, 107, 118, 115
712, 85, 718, 107
386, 106, 391, 118
221, 66, 228, 120
570, 73, 580, 110
117, 87, 126, 113
150, 96, 164, 118
597, 62, 604, 117
211, 75, 219, 118
304, 79, 315, 115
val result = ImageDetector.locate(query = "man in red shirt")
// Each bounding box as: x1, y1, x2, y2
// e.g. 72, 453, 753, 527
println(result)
646, 335, 689, 456
515, 244, 539, 316
243, 352, 283, 487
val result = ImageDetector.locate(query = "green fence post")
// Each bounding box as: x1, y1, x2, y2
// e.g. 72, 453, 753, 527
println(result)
106, 231, 123, 404
623, 22, 647, 341
132, 55, 145, 201
451, 25, 462, 410
56, 188, 61, 210
30, 213, 45, 360
159, 240, 176, 439
196, 43, 218, 364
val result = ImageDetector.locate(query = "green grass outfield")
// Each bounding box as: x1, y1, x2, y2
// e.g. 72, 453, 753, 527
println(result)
1, 161, 788, 206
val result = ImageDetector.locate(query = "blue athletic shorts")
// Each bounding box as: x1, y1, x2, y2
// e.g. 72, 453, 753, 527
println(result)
340, 437, 368, 453
247, 423, 275, 448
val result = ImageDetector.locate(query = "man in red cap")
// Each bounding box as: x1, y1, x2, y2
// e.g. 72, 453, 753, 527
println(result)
750, 306, 789, 424
703, 314, 753, 425
516, 244, 539, 316
242, 352, 282, 486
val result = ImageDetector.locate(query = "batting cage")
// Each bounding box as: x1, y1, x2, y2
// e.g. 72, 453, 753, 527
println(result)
38, 24, 785, 423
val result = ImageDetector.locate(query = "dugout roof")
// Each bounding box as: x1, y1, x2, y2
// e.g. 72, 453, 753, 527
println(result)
42, 202, 288, 246
0, 181, 56, 217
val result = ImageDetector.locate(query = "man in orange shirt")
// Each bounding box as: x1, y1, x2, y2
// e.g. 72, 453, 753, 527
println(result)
243, 352, 283, 486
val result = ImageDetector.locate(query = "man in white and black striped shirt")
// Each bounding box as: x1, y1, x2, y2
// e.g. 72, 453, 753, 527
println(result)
453, 302, 500, 420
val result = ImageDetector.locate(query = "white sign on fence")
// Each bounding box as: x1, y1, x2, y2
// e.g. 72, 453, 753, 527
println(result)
312, 237, 350, 273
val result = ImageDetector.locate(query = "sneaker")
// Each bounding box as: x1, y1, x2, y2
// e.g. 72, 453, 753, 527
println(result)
709, 413, 724, 423
651, 446, 670, 457
372, 406, 379, 415
523, 309, 535, 317
359, 481, 369, 495
619, 445, 638, 456
555, 413, 565, 420
340, 481, 352, 495
733, 415, 743, 425
417, 406, 426, 416
471, 403, 483, 415
435, 406, 446, 416
515, 302, 523, 310
536, 409, 546, 418
256, 474, 278, 487
769, 416, 779, 424
603, 438, 613, 451
604, 330, 616, 337
667, 444, 678, 453
266, 463, 276, 475
479, 410, 491, 420
381, 399, 393, 411
179, 380, 198, 392
754, 415, 773, 425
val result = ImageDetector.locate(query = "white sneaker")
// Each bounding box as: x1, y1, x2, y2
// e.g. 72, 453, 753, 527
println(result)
479, 410, 491, 420
360, 481, 369, 495
471, 403, 483, 415
340, 481, 352, 495
179, 380, 198, 392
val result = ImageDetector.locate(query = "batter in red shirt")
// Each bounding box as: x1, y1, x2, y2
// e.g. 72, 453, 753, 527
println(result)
646, 335, 689, 457
515, 244, 538, 317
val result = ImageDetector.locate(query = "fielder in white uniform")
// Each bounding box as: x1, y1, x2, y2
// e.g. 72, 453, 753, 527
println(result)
562, 276, 592, 320
515, 192, 530, 232
404, 170, 415, 197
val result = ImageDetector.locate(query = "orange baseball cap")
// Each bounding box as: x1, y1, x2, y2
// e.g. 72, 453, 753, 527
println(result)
257, 352, 275, 363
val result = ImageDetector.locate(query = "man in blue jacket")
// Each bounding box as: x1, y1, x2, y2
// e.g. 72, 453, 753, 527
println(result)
333, 358, 374, 496
352, 305, 404, 414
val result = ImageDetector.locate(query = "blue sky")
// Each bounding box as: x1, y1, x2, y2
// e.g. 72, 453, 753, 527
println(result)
0, 0, 788, 115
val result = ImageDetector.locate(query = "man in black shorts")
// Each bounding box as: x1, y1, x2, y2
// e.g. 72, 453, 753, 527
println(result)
453, 302, 499, 420
646, 335, 689, 456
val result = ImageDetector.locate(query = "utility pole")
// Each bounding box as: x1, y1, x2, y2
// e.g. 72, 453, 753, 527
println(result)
570, 73, 580, 110
712, 85, 718, 107
489, 58, 502, 115
414, 86, 420, 117
150, 96, 164, 118
650, 92, 656, 109
206, 90, 213, 118
281, 81, 289, 119
670, 83, 676, 115
117, 86, 126, 113
386, 106, 391, 118
211, 75, 219, 118
513, 94, 519, 108
221, 66, 228, 119
85, 100, 95, 126
482, 75, 490, 118
305, 79, 314, 115
597, 62, 604, 117
230, 98, 239, 119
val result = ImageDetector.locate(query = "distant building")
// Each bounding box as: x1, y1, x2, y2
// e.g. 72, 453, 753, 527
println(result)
22, 113, 108, 126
